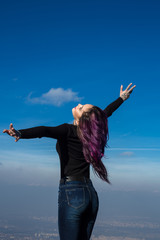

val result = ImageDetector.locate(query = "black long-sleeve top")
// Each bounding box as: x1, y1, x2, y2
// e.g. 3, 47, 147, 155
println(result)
19, 97, 123, 179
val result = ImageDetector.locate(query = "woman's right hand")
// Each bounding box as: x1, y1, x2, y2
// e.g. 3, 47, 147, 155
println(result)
120, 83, 136, 101
3, 123, 21, 142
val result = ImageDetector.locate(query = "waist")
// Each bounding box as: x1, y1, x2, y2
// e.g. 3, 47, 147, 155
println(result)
60, 175, 91, 184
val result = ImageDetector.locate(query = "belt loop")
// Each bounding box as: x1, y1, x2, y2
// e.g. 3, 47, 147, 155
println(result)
60, 177, 66, 184
64, 176, 66, 184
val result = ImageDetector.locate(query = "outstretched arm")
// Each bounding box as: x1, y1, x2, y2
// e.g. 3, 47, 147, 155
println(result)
3, 123, 68, 142
104, 83, 136, 117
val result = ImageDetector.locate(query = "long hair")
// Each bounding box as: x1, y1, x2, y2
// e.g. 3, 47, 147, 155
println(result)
77, 106, 110, 184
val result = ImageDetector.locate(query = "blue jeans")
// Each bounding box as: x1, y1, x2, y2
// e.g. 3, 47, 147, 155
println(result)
58, 179, 99, 240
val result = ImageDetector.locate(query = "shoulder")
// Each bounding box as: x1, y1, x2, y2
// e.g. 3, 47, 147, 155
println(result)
63, 123, 78, 137
58, 122, 76, 132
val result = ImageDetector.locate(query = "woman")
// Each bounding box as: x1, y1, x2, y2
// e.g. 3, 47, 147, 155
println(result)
3, 83, 136, 240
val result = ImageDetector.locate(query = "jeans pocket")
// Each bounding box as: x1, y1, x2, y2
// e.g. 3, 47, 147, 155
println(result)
65, 188, 85, 209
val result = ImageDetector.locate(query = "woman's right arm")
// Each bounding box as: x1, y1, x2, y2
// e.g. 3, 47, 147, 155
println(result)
103, 83, 136, 117
3, 123, 68, 142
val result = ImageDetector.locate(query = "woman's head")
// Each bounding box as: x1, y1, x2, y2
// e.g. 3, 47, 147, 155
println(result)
72, 103, 93, 125
76, 105, 110, 183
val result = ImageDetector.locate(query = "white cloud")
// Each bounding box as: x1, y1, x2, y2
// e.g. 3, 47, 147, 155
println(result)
108, 148, 160, 151
119, 151, 134, 157
27, 88, 83, 106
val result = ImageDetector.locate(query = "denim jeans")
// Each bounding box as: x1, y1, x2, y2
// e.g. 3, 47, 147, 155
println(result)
58, 179, 99, 240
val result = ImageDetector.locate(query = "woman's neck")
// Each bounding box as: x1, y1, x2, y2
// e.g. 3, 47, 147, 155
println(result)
73, 119, 78, 126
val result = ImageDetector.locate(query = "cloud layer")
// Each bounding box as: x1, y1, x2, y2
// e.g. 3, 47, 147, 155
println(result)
27, 88, 83, 106
119, 151, 134, 157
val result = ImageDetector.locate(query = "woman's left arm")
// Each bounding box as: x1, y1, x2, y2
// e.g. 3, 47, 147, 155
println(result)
104, 83, 136, 117
3, 123, 69, 141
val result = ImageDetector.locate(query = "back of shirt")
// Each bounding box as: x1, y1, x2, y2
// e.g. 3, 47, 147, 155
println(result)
56, 124, 90, 178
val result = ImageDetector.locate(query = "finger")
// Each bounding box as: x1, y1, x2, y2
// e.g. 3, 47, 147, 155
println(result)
3, 129, 14, 136
3, 129, 10, 134
15, 137, 19, 142
10, 123, 14, 130
128, 85, 136, 93
126, 83, 132, 91
120, 85, 123, 93
10, 123, 16, 134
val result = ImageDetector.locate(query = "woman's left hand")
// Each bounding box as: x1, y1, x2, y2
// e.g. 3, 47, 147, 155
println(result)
120, 83, 136, 101
3, 123, 21, 142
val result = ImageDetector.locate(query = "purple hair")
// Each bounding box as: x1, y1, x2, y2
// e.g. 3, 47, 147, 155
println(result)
77, 106, 110, 184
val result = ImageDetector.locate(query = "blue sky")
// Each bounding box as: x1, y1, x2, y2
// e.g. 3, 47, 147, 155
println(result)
0, 0, 160, 191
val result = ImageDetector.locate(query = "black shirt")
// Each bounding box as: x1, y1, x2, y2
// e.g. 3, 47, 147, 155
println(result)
19, 97, 123, 178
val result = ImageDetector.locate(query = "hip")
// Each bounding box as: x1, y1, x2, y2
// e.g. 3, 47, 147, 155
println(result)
58, 178, 99, 209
